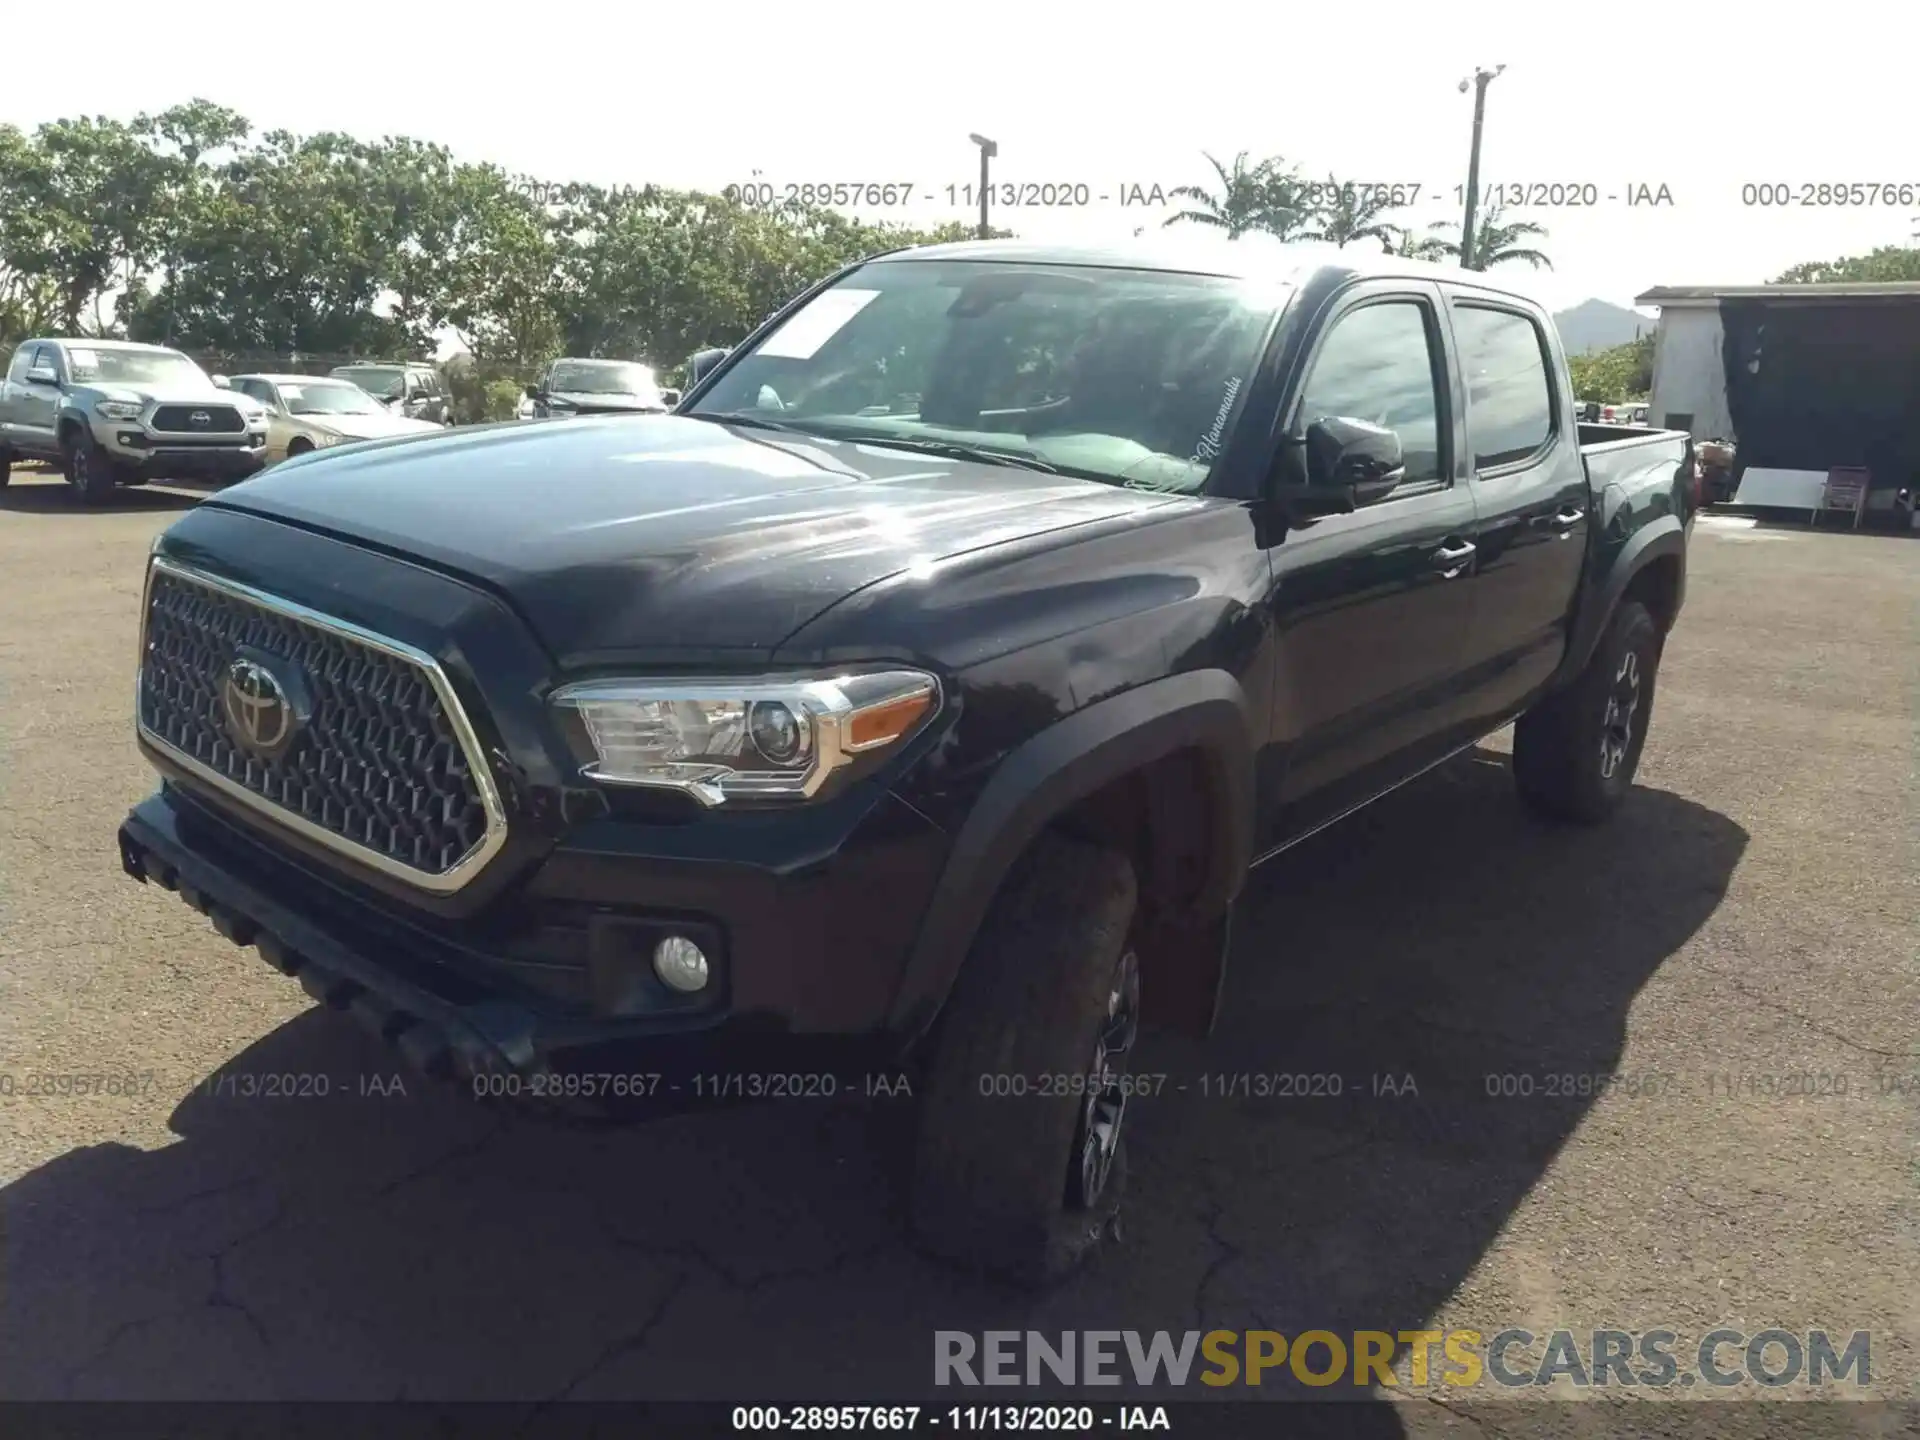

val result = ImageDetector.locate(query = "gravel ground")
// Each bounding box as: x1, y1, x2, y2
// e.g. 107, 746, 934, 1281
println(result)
0, 476, 1913, 1428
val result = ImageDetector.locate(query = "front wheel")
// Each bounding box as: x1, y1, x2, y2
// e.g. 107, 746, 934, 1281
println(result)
63, 430, 118, 505
909, 834, 1140, 1286
0, 446, 11, 487
285, 437, 313, 459
1513, 599, 1662, 823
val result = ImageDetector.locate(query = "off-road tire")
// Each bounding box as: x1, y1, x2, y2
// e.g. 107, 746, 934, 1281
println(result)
1513, 599, 1661, 824
63, 429, 118, 505
909, 833, 1140, 1287
0, 446, 11, 487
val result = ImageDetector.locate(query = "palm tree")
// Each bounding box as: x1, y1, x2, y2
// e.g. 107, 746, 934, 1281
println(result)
1163, 151, 1313, 240
1380, 221, 1459, 262
1299, 174, 1400, 249
1428, 202, 1553, 271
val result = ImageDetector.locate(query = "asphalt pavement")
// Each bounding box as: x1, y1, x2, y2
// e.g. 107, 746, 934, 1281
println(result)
0, 476, 1913, 1427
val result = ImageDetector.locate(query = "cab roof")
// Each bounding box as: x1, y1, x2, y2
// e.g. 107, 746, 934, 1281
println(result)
868, 234, 1503, 291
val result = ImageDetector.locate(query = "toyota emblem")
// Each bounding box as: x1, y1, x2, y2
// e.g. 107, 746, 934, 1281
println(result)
190, 410, 212, 428
221, 654, 309, 759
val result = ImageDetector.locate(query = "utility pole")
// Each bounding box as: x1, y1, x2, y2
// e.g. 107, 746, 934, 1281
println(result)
968, 133, 998, 239
1457, 65, 1505, 270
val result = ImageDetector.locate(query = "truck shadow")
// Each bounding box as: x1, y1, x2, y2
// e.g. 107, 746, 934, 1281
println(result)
0, 748, 1746, 1419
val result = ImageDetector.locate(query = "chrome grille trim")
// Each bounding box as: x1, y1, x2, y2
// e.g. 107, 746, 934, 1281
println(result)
135, 555, 510, 895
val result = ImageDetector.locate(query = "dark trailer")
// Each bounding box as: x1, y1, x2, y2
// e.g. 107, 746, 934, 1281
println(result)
1639, 280, 1920, 529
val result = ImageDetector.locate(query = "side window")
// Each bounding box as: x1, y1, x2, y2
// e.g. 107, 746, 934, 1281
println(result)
1452, 305, 1554, 469
1297, 300, 1446, 486
7, 344, 39, 382
235, 379, 268, 405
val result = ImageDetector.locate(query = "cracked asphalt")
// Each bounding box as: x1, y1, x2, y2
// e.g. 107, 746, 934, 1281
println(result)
1, 475, 1914, 1422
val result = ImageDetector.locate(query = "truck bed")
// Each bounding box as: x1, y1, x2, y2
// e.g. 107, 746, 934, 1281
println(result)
1579, 422, 1694, 505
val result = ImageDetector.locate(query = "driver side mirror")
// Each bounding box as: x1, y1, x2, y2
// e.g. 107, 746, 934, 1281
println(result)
211, 374, 232, 389
524, 384, 542, 400
660, 389, 682, 408
686, 347, 730, 387
25, 365, 59, 387
1273, 416, 1407, 516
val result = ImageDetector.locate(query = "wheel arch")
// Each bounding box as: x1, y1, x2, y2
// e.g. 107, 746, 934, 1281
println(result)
886, 669, 1256, 1046
1562, 517, 1687, 682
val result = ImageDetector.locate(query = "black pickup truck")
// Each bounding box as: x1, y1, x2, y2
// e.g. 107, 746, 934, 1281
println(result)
119, 237, 1694, 1285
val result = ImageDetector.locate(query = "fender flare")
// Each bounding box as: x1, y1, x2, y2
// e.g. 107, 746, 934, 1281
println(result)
55, 406, 93, 444
885, 669, 1256, 1041
1561, 516, 1687, 682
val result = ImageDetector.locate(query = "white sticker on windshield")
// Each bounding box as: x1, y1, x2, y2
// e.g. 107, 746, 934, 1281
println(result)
69, 348, 100, 372
756, 289, 881, 359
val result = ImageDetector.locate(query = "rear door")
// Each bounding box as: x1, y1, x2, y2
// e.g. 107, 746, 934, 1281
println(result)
1261, 281, 1482, 846
1441, 293, 1592, 727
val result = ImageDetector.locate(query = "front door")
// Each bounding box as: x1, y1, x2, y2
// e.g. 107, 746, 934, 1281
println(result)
1260, 284, 1481, 849
1441, 297, 1592, 727
5, 344, 62, 457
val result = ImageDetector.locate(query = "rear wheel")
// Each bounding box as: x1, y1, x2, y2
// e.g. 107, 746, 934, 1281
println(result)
909, 834, 1140, 1286
63, 430, 118, 505
1513, 599, 1661, 823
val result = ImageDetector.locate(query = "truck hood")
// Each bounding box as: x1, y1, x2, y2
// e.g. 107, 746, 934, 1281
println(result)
206, 414, 1183, 660
541, 390, 666, 414
307, 411, 443, 441
82, 382, 240, 406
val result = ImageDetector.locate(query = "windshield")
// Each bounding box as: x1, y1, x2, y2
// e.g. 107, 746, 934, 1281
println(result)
332, 366, 405, 399
688, 260, 1286, 492
280, 380, 385, 416
548, 360, 662, 398
66, 347, 208, 388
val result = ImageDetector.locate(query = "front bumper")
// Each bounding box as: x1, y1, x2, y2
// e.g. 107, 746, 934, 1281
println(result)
100, 423, 266, 479
118, 773, 949, 1081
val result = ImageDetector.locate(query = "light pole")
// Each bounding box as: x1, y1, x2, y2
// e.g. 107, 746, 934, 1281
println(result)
1457, 64, 1505, 270
968, 133, 998, 239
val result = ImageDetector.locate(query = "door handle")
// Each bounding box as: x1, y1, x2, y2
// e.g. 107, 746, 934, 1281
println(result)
1432, 540, 1476, 576
1533, 505, 1587, 531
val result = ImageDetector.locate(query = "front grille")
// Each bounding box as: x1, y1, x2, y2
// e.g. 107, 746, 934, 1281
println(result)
137, 562, 501, 888
151, 404, 246, 433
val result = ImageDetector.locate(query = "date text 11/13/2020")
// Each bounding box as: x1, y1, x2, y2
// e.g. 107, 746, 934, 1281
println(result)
719, 180, 1679, 209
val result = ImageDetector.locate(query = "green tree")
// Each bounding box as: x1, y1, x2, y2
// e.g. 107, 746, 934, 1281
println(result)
1299, 175, 1401, 249
1428, 202, 1553, 271
1164, 151, 1313, 240
1379, 220, 1458, 261
1567, 333, 1654, 402
1773, 245, 1920, 283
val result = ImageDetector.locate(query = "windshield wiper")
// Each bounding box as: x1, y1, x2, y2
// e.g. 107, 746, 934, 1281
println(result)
849, 436, 1059, 474
693, 411, 826, 436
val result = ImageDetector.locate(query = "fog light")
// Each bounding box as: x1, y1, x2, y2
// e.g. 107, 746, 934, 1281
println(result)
653, 935, 710, 993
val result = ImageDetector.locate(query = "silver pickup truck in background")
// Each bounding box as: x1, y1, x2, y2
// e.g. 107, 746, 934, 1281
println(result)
0, 339, 271, 504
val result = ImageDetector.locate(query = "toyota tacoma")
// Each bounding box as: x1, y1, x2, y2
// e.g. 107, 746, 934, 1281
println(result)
1, 339, 269, 502
118, 237, 1695, 1284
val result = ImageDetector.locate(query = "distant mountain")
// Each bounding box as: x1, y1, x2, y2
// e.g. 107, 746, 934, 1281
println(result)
1553, 299, 1658, 354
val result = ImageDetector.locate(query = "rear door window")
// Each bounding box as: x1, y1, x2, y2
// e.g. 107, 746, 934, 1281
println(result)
1451, 305, 1555, 468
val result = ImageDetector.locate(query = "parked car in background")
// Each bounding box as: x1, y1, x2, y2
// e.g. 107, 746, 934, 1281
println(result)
0, 338, 269, 503
119, 237, 1695, 1286
224, 374, 445, 461
524, 358, 678, 418
328, 362, 453, 425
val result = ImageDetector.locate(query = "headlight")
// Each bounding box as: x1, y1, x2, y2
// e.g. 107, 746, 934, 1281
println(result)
98, 401, 144, 421
549, 670, 940, 806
